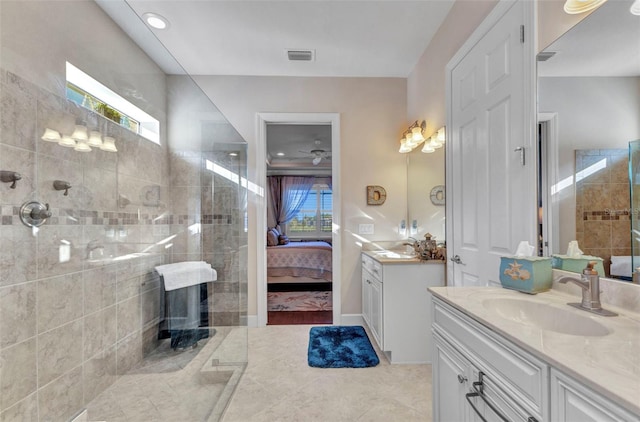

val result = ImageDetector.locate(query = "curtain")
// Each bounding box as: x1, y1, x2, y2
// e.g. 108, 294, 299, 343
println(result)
268, 176, 315, 228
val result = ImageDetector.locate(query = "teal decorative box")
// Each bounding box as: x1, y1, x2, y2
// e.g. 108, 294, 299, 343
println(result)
551, 255, 605, 275
499, 256, 552, 294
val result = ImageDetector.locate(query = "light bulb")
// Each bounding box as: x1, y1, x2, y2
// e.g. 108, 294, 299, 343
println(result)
74, 141, 92, 152
70, 125, 88, 141
41, 128, 61, 142
88, 131, 103, 147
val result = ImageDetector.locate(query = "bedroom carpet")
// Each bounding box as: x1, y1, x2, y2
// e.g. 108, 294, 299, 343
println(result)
307, 326, 380, 368
267, 291, 332, 311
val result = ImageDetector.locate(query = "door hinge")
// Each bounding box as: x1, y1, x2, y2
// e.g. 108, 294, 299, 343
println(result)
520, 25, 525, 44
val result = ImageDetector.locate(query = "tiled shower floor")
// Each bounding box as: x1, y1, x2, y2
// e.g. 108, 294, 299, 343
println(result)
85, 327, 246, 422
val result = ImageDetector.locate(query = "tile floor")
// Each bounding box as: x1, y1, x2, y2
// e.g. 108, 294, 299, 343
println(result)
85, 327, 247, 422
221, 325, 433, 422
83, 324, 432, 421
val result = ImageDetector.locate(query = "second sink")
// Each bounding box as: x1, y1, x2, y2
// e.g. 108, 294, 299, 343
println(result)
483, 298, 611, 337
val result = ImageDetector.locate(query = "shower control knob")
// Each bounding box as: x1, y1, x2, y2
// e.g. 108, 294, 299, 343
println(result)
20, 201, 52, 228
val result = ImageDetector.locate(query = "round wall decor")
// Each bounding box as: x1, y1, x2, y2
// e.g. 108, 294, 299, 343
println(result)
430, 185, 445, 205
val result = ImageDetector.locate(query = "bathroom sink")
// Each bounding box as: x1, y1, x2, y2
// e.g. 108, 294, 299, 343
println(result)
482, 298, 611, 337
372, 251, 416, 259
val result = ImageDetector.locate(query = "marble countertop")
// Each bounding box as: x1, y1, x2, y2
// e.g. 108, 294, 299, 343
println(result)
362, 250, 446, 265
429, 286, 640, 415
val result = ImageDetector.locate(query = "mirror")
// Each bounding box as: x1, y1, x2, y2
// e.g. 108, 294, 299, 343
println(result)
406, 146, 445, 243
538, 0, 640, 278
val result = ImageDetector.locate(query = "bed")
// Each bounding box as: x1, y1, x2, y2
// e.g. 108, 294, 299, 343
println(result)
267, 241, 333, 284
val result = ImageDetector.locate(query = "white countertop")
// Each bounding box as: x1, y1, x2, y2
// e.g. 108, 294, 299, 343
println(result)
429, 286, 640, 415
362, 250, 446, 265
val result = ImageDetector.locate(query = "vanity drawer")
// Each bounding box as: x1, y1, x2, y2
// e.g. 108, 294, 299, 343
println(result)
361, 253, 383, 281
433, 299, 548, 417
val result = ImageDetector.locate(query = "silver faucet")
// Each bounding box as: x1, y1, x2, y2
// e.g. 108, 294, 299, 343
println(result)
558, 261, 617, 316
402, 237, 420, 254
403, 237, 418, 247
86, 240, 105, 260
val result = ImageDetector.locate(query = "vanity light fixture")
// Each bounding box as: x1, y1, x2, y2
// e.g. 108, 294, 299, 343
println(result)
41, 127, 117, 153
399, 139, 413, 153
87, 131, 103, 147
398, 120, 427, 153
70, 124, 89, 142
143, 12, 170, 30
41, 128, 61, 142
421, 141, 435, 154
58, 135, 77, 148
74, 140, 92, 152
563, 0, 607, 14
421, 126, 446, 154
100, 137, 118, 152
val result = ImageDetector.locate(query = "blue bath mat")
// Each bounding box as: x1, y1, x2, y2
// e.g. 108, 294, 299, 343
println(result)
308, 326, 379, 368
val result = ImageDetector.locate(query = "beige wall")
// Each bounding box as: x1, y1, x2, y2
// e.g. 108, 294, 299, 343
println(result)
193, 76, 407, 316
405, 0, 497, 248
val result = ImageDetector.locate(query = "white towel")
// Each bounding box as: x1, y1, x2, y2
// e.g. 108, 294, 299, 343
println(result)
155, 261, 217, 291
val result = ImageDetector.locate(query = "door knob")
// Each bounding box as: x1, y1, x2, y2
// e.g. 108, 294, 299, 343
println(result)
450, 255, 463, 264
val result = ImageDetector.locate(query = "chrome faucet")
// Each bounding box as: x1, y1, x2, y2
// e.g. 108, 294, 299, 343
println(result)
403, 237, 419, 247
86, 240, 105, 260
402, 237, 419, 254
558, 261, 617, 316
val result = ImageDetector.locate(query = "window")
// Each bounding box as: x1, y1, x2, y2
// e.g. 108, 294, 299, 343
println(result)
65, 62, 160, 144
286, 184, 332, 238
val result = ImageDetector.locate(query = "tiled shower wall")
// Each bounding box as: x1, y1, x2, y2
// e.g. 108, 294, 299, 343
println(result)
575, 149, 630, 276
0, 68, 171, 421
0, 71, 248, 421
1, 1, 248, 419
167, 148, 247, 328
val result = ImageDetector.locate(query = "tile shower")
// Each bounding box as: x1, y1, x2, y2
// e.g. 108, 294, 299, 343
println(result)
0, 1, 248, 421
575, 149, 630, 275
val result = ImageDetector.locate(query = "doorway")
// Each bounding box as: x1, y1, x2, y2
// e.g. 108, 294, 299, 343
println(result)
255, 113, 341, 327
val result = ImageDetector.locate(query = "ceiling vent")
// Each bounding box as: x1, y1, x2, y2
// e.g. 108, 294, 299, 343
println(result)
537, 51, 557, 62
287, 50, 315, 61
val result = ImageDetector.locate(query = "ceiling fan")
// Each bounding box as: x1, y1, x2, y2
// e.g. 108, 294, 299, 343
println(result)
299, 149, 331, 165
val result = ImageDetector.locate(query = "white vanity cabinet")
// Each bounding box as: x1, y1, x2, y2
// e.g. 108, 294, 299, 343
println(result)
361, 256, 383, 348
432, 295, 640, 422
551, 370, 640, 422
361, 253, 445, 364
432, 297, 548, 421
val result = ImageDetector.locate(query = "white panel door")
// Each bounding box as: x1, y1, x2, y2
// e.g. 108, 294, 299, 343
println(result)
447, 0, 536, 286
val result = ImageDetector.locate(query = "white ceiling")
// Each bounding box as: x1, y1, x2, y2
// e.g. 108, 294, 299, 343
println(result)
100, 0, 455, 78
538, 0, 640, 77
266, 124, 333, 171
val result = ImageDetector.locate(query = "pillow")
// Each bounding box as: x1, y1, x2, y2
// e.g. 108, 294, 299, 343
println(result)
266, 229, 278, 246
278, 234, 290, 245
274, 225, 282, 235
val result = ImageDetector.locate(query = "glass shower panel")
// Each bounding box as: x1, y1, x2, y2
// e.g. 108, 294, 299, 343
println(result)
629, 140, 640, 279
0, 1, 248, 421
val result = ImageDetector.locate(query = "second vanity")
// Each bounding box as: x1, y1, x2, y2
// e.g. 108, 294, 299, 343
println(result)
430, 286, 640, 421
361, 249, 445, 364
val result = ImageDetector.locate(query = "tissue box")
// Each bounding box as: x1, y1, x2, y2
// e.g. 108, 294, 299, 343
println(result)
551, 255, 605, 275
499, 257, 552, 294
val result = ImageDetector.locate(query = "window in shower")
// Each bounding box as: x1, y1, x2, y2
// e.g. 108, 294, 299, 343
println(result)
65, 61, 160, 144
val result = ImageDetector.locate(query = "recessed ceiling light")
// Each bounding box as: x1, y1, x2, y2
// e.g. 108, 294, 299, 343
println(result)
276, 152, 285, 156
229, 152, 238, 157
143, 12, 169, 30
